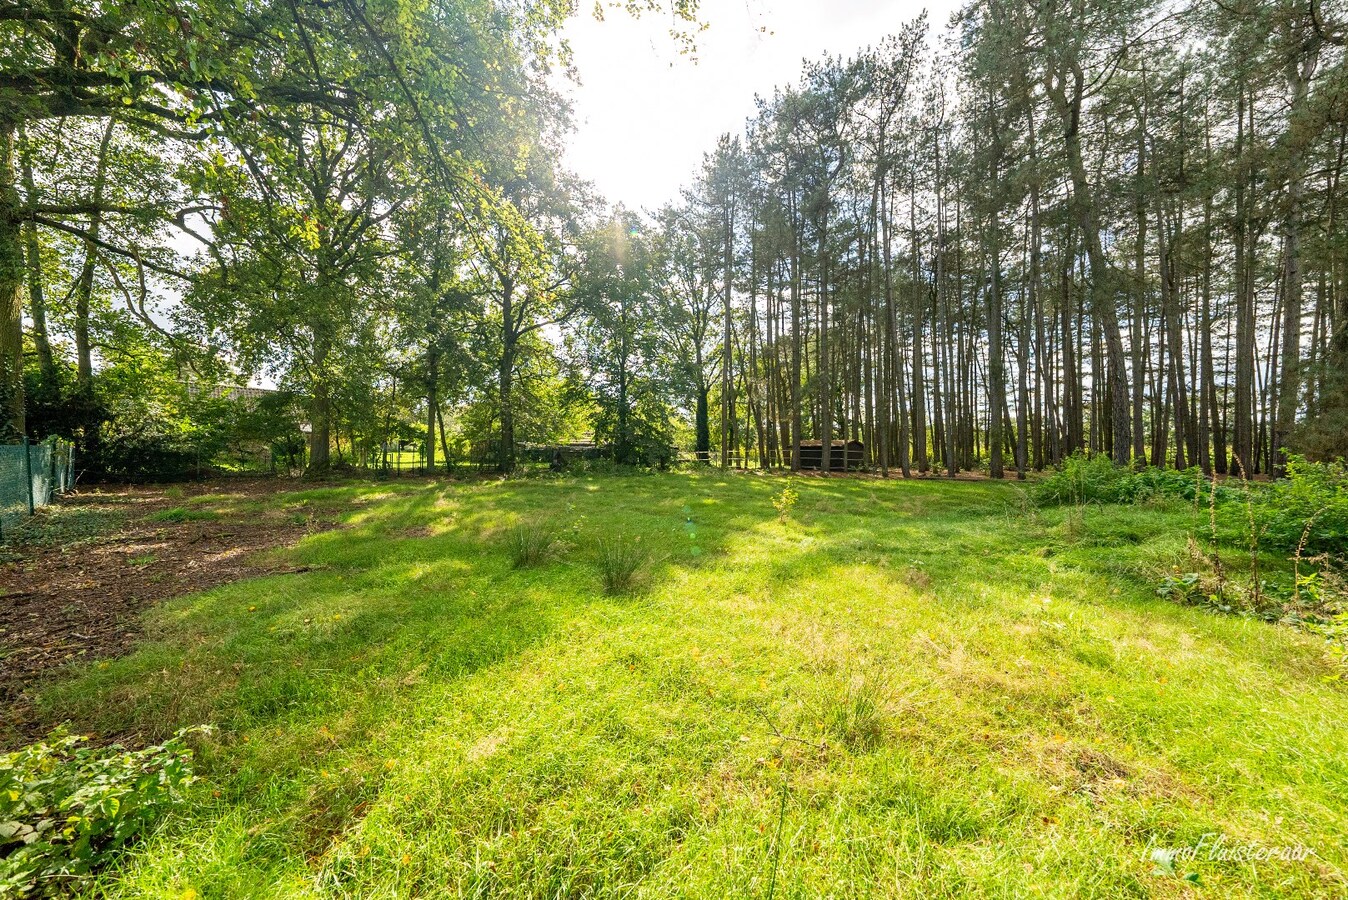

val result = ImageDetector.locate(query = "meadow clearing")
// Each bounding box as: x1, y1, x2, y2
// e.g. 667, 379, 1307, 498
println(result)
9, 472, 1348, 898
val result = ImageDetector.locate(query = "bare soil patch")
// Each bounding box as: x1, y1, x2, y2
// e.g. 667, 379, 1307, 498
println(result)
0, 478, 338, 745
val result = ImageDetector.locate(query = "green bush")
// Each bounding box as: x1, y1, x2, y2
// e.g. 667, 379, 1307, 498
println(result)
0, 729, 201, 898
1033, 453, 1132, 505
1035, 453, 1227, 507
1242, 455, 1348, 555
1128, 467, 1219, 503
1155, 572, 1206, 605
1037, 454, 1345, 557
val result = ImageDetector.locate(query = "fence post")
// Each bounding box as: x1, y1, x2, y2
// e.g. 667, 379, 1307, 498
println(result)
22, 435, 35, 515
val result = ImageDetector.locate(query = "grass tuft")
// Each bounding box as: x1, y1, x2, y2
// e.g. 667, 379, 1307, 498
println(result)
814, 670, 887, 753
596, 537, 651, 595
503, 521, 558, 569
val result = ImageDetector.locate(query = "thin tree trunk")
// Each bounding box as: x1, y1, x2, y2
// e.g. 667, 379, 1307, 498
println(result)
498, 277, 517, 473
73, 118, 117, 392
425, 346, 439, 471
1274, 27, 1318, 475
1049, 66, 1131, 465
909, 164, 928, 472
18, 132, 54, 385
0, 122, 22, 437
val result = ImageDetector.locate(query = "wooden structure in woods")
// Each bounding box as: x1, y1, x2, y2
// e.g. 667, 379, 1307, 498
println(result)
797, 440, 864, 471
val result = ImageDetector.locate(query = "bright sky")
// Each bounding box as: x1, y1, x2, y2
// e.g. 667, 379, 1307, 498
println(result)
556, 0, 960, 212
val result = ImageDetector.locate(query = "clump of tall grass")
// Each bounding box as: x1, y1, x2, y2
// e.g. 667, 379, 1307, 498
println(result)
504, 522, 558, 569
596, 537, 651, 595
1059, 504, 1088, 544
813, 671, 887, 753
147, 506, 220, 523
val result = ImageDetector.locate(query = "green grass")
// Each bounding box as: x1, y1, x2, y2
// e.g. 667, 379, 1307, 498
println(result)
25, 474, 1348, 897
147, 506, 223, 524
503, 521, 560, 569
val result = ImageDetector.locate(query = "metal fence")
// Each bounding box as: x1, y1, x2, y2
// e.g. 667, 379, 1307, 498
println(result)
0, 438, 75, 532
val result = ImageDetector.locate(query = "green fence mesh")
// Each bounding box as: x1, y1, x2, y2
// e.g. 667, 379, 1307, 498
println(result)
0, 439, 75, 533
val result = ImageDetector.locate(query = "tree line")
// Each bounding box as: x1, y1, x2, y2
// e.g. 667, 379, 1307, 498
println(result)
4, 0, 1345, 478
664, 0, 1346, 478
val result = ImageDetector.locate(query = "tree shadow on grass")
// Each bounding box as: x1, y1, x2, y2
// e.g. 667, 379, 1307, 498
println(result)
26, 474, 798, 743
23, 473, 1348, 897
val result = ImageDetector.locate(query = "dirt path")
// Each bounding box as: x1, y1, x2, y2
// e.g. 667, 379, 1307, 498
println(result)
0, 479, 336, 746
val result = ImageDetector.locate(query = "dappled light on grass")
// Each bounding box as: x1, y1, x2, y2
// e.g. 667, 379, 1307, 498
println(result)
21, 473, 1348, 898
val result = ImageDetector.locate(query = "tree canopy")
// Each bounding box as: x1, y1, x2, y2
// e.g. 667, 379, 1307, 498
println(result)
7, 0, 1346, 478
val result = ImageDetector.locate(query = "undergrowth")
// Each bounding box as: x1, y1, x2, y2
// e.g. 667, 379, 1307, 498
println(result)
1033, 453, 1348, 681
0, 729, 201, 898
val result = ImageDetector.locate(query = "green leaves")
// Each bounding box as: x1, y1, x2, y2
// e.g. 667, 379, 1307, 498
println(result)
0, 728, 204, 897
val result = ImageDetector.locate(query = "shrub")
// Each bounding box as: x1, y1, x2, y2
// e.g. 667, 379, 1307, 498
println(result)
1035, 453, 1227, 507
1241, 455, 1348, 555
0, 729, 202, 898
1155, 572, 1206, 605
1128, 467, 1220, 504
596, 538, 651, 595
771, 483, 800, 522
1302, 571, 1348, 679
1033, 453, 1135, 506
504, 522, 558, 569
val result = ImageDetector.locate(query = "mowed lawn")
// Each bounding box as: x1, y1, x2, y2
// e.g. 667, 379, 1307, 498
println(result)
33, 473, 1348, 898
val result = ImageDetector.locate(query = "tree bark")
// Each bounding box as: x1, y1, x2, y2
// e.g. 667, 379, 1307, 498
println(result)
73, 117, 117, 392
308, 326, 332, 471
1049, 65, 1131, 466
909, 164, 928, 473
498, 276, 517, 473
1274, 24, 1318, 475
18, 133, 54, 386
0, 122, 26, 438
425, 345, 439, 471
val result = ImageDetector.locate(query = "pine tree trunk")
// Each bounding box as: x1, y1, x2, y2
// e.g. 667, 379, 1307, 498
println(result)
1050, 68, 1132, 466
909, 166, 927, 473
1274, 33, 1317, 475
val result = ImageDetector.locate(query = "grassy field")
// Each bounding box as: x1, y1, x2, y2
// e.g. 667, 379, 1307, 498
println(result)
28, 472, 1348, 898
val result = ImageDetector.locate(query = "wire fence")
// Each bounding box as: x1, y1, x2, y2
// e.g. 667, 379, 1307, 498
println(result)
0, 438, 75, 535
